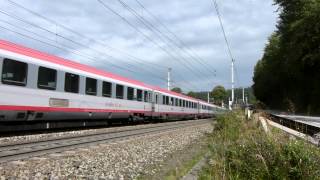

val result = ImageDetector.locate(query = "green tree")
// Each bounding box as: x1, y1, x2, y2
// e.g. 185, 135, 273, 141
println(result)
211, 86, 227, 105
253, 0, 320, 114
171, 87, 182, 93
187, 91, 197, 98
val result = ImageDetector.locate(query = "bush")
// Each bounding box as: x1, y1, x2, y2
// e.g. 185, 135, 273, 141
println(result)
200, 112, 320, 179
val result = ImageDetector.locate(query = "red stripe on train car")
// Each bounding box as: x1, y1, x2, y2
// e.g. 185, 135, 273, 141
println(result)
0, 105, 201, 115
0, 105, 146, 113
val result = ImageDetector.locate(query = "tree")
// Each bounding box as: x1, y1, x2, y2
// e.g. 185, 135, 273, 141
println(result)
211, 86, 227, 105
187, 91, 197, 98
253, 0, 320, 114
171, 87, 182, 93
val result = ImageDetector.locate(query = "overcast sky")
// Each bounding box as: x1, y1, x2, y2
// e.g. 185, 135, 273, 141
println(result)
0, 0, 278, 92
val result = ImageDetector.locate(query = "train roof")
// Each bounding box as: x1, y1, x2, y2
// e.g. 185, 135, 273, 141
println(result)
0, 39, 214, 106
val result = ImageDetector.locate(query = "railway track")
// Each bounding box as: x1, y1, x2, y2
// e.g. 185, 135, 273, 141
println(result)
0, 119, 212, 163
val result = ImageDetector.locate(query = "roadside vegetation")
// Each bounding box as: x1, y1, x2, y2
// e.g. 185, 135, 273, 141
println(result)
199, 112, 320, 179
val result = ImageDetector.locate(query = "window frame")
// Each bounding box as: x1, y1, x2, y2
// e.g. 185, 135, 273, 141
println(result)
116, 84, 124, 99
144, 91, 149, 102
102, 81, 112, 98
64, 72, 80, 93
137, 89, 143, 101
85, 77, 97, 96
37, 66, 57, 90
1, 58, 28, 86
127, 87, 134, 101
162, 95, 166, 105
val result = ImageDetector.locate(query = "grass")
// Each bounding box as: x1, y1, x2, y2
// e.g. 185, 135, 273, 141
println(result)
137, 131, 211, 180
198, 111, 320, 180
164, 143, 208, 180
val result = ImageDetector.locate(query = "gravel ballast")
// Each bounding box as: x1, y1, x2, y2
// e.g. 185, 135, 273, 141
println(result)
0, 122, 212, 179
0, 121, 196, 145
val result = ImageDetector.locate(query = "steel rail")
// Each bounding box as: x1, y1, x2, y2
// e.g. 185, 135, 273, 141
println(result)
0, 119, 211, 163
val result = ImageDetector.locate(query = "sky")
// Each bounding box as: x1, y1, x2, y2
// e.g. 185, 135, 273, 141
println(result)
0, 0, 278, 92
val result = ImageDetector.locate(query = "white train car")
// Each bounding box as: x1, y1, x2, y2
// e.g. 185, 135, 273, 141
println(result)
0, 39, 223, 130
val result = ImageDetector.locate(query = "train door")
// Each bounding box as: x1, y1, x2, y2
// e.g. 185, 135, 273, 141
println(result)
152, 91, 159, 113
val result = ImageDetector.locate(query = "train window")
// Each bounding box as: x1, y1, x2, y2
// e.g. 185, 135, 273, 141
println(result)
175, 98, 178, 106
166, 96, 169, 105
65, 73, 79, 93
127, 87, 134, 100
137, 89, 143, 101
170, 97, 174, 106
144, 91, 148, 102
155, 94, 158, 104
116, 84, 124, 99
162, 95, 165, 105
182, 100, 185, 107
85, 77, 97, 96
102, 81, 112, 97
179, 99, 182, 107
38, 67, 56, 90
2, 59, 28, 86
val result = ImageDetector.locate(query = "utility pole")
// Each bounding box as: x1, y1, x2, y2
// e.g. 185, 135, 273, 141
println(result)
207, 92, 210, 103
242, 87, 245, 104
229, 59, 235, 110
231, 59, 235, 103
167, 68, 171, 90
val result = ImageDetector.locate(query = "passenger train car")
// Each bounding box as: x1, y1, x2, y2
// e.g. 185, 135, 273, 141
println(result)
0, 39, 225, 131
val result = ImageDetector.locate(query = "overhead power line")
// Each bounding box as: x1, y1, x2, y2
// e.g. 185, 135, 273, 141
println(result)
116, 0, 216, 80
5, 0, 168, 72
97, 0, 204, 80
211, 0, 238, 104
3, 0, 202, 91
0, 11, 168, 82
96, 0, 205, 90
3, 0, 206, 91
134, 0, 217, 76
212, 0, 234, 62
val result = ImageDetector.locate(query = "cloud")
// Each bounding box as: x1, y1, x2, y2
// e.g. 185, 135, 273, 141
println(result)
0, 0, 278, 92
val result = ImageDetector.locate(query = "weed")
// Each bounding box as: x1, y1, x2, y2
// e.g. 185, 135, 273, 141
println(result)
199, 111, 320, 180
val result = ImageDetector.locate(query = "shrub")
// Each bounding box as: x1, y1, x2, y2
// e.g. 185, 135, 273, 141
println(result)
201, 112, 320, 179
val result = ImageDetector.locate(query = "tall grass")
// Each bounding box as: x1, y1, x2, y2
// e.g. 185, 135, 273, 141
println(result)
199, 112, 320, 179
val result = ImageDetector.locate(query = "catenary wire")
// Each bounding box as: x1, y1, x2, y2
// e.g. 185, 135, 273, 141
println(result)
5, 0, 201, 91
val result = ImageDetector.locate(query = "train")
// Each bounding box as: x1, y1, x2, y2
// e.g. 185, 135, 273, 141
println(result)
0, 39, 225, 131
